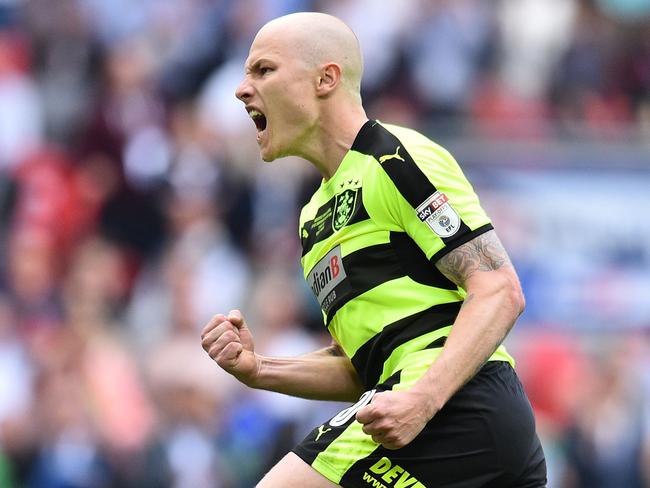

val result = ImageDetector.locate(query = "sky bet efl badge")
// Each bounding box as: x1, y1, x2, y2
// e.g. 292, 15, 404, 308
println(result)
417, 191, 460, 238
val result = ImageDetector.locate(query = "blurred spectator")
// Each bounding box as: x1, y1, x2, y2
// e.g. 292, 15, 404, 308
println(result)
22, 0, 102, 146
125, 172, 250, 350
320, 0, 417, 98
0, 296, 34, 485
515, 332, 591, 486
498, 0, 577, 100
405, 0, 494, 117
248, 157, 313, 265
562, 344, 649, 487
0, 32, 43, 169
550, 0, 636, 136
5, 226, 63, 332
147, 333, 234, 488
11, 147, 90, 254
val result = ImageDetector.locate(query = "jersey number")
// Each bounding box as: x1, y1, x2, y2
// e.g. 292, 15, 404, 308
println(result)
330, 389, 376, 427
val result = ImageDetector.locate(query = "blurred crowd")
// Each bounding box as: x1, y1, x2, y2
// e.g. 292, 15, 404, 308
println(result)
0, 0, 649, 487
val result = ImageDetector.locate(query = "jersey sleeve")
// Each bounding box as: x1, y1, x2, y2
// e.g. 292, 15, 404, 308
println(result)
368, 128, 493, 262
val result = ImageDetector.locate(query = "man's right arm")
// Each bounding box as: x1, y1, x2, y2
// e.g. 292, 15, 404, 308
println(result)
201, 311, 364, 402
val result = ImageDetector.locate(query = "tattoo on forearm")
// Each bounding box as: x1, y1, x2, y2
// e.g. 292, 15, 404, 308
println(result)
435, 231, 511, 288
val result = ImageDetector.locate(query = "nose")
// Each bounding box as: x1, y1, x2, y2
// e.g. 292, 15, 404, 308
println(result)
235, 77, 253, 102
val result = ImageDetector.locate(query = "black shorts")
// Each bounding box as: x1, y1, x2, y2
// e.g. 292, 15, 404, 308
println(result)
293, 361, 547, 487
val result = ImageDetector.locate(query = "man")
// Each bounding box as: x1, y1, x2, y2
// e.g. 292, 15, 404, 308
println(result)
201, 12, 546, 488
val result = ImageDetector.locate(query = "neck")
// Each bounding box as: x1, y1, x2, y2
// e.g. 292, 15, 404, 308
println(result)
297, 102, 368, 180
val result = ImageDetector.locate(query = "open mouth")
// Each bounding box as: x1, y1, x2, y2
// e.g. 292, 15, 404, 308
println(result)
249, 109, 267, 132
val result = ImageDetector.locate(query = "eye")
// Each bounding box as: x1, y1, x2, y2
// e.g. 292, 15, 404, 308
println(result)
260, 66, 273, 76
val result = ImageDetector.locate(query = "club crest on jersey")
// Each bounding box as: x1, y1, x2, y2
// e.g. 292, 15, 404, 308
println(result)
416, 191, 460, 238
332, 189, 358, 231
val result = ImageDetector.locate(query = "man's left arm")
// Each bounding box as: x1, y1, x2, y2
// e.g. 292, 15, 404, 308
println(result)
356, 229, 525, 449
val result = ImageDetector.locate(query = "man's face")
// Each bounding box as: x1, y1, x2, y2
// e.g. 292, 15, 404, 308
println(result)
236, 31, 317, 161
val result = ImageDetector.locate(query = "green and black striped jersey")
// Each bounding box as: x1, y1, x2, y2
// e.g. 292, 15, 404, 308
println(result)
299, 120, 514, 390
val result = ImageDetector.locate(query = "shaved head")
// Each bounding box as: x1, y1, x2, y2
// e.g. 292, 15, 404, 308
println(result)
253, 12, 363, 99
236, 12, 368, 167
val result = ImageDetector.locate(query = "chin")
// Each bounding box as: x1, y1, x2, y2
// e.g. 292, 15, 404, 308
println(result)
261, 153, 276, 162
259, 147, 280, 162
260, 143, 286, 162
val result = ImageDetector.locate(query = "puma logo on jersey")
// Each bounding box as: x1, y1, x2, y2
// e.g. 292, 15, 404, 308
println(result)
315, 424, 332, 441
379, 146, 405, 164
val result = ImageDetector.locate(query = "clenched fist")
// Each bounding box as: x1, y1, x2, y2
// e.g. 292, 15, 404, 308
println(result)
355, 389, 436, 450
200, 310, 260, 385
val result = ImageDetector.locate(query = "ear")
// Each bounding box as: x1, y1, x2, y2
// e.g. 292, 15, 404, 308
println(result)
315, 62, 342, 97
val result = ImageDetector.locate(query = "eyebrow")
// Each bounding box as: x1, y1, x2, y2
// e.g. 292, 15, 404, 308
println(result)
245, 58, 274, 74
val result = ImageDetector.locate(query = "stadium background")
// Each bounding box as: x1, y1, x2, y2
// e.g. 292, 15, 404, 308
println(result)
1, 0, 649, 486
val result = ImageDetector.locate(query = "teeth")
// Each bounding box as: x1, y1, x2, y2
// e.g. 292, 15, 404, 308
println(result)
249, 109, 263, 119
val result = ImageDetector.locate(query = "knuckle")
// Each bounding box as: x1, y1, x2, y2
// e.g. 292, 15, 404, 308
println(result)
215, 357, 230, 370
384, 431, 396, 442
209, 344, 227, 359
223, 330, 238, 342
222, 341, 239, 355
389, 434, 405, 448
376, 423, 388, 433
215, 355, 231, 369
361, 405, 375, 417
